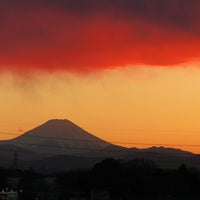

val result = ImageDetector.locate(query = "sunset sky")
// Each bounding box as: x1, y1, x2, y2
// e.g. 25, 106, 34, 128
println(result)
1, 0, 200, 153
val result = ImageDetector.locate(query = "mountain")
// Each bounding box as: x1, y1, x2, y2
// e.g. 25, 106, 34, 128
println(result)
0, 119, 198, 171
2, 119, 127, 157
141, 146, 193, 157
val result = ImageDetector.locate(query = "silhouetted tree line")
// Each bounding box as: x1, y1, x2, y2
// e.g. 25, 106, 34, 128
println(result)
57, 158, 200, 200
0, 158, 200, 199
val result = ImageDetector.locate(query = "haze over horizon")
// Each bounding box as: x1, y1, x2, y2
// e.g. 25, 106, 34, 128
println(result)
0, 118, 196, 155
1, 116, 200, 154
1, 0, 200, 154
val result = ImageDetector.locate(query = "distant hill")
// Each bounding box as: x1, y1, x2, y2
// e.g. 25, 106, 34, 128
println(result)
141, 146, 193, 157
0, 144, 45, 168
0, 119, 198, 171
25, 155, 101, 172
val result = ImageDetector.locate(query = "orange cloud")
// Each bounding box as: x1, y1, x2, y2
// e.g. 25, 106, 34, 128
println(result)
1, 0, 200, 74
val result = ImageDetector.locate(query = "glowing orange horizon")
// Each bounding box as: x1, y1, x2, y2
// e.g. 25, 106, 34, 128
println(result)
1, 66, 200, 154
1, 1, 200, 154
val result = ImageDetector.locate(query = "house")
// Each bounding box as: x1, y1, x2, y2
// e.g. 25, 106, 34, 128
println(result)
0, 190, 18, 200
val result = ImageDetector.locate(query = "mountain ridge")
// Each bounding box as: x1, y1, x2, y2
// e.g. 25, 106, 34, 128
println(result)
0, 119, 197, 171
1, 119, 194, 157
8, 119, 127, 157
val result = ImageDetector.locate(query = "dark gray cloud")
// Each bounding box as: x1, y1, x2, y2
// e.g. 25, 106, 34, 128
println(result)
42, 0, 200, 33
0, 0, 200, 73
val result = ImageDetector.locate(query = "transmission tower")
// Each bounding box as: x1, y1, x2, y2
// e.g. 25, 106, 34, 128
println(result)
11, 151, 18, 170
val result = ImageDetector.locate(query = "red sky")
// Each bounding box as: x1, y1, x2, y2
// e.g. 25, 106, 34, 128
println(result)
1, 1, 200, 153
1, 0, 200, 74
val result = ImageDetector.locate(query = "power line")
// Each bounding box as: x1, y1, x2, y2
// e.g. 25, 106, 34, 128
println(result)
0, 141, 131, 156
87, 127, 200, 133
0, 131, 200, 148
0, 138, 198, 158
1, 119, 200, 134
0, 140, 198, 158
3, 124, 200, 136
113, 142, 200, 147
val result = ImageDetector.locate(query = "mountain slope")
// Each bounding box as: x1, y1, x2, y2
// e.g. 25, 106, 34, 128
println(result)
5, 119, 126, 157
0, 119, 197, 171
142, 146, 193, 157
